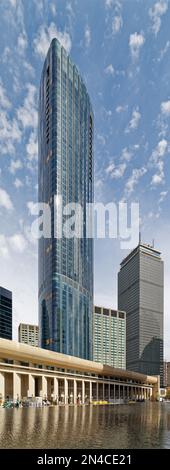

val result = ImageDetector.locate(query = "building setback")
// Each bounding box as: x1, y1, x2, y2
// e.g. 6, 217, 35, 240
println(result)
0, 287, 12, 340
38, 38, 94, 359
118, 243, 164, 386
18, 323, 39, 348
93, 306, 126, 369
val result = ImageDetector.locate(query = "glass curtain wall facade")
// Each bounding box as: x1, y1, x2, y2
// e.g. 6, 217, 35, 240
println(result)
0, 287, 12, 340
38, 39, 94, 359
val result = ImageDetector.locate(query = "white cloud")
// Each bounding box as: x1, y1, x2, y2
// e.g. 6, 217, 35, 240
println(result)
151, 138, 168, 163
106, 162, 126, 179
0, 109, 21, 155
50, 3, 57, 16
0, 187, 14, 211
129, 32, 145, 60
105, 163, 115, 174
27, 201, 37, 215
26, 131, 38, 161
9, 159, 23, 174
0, 79, 11, 109
105, 64, 115, 76
157, 138, 168, 156
151, 172, 164, 185
150, 140, 169, 186
85, 25, 91, 47
33, 23, 71, 58
161, 100, 170, 116
121, 147, 133, 162
95, 178, 103, 189
8, 0, 17, 7
17, 83, 38, 130
17, 32, 28, 55
126, 107, 141, 132
2, 47, 11, 63
158, 40, 170, 61
149, 1, 168, 35
116, 105, 128, 113
23, 61, 35, 76
159, 190, 168, 203
66, 2, 75, 17
14, 178, 23, 189
97, 134, 106, 145
0, 235, 9, 258
105, 0, 113, 7
8, 233, 27, 253
112, 15, 123, 34
104, 109, 112, 117
125, 167, 147, 194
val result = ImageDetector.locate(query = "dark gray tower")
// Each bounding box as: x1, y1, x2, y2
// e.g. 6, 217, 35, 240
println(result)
0, 286, 12, 340
118, 242, 164, 386
38, 39, 94, 359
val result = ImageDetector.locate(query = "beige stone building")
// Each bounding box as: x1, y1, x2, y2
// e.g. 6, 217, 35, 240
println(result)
18, 323, 39, 347
0, 338, 159, 404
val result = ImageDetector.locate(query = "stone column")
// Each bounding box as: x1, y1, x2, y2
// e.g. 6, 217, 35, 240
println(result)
118, 384, 120, 401
54, 377, 59, 403
82, 381, 85, 404
103, 383, 105, 400
40, 376, 47, 399
89, 382, 92, 403
28, 374, 35, 397
123, 385, 125, 400
74, 380, 77, 405
64, 378, 68, 405
13, 372, 21, 401
108, 383, 110, 402
114, 383, 115, 400
96, 382, 99, 401
0, 372, 5, 402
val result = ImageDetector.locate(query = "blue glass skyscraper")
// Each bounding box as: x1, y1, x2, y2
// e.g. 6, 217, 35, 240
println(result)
38, 39, 94, 359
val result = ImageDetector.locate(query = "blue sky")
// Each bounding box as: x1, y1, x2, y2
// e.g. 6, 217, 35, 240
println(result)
0, 0, 170, 358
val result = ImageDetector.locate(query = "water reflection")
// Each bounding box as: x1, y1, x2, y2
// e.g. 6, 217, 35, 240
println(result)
0, 403, 170, 449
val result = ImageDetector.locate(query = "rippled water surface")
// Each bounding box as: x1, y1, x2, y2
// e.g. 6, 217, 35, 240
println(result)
0, 403, 170, 449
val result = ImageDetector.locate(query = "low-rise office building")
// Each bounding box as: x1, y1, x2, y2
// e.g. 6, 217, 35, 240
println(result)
18, 323, 39, 347
0, 339, 159, 403
93, 306, 126, 369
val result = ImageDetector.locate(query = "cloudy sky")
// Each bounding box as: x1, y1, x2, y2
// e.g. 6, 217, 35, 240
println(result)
0, 0, 170, 358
